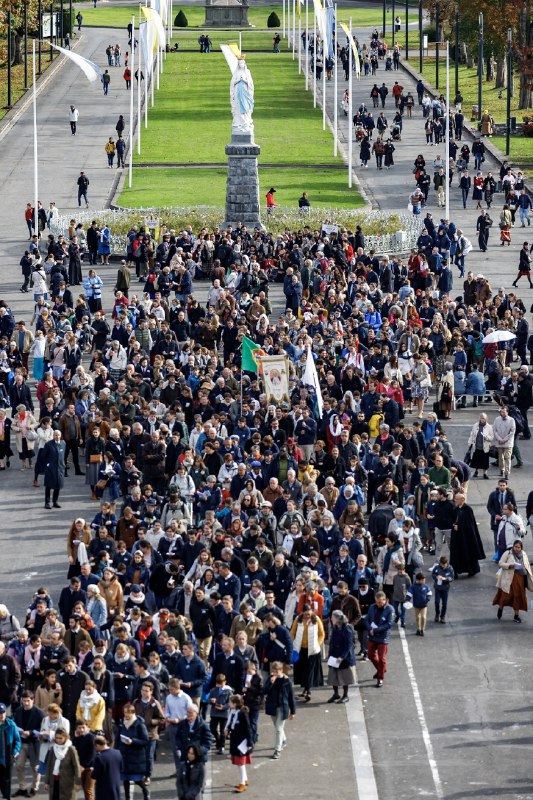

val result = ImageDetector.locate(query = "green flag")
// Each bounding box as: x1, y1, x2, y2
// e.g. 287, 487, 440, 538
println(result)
242, 335, 262, 373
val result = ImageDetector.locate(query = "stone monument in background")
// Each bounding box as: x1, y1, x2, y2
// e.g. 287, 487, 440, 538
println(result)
204, 0, 252, 28
221, 47, 262, 230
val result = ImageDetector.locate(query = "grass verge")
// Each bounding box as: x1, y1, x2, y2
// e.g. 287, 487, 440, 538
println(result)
119, 166, 363, 209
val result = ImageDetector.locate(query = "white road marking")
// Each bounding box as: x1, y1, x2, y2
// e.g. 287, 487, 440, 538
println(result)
399, 626, 445, 799
346, 675, 379, 800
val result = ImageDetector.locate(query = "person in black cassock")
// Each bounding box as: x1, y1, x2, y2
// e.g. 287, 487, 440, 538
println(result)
450, 494, 486, 577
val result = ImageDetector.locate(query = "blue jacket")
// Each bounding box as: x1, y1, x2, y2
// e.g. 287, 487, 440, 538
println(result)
365, 603, 394, 644
173, 655, 207, 695
430, 564, 455, 590
175, 717, 212, 762
114, 716, 148, 776
261, 624, 293, 666
465, 370, 486, 395
406, 582, 433, 608
263, 674, 296, 719
328, 623, 356, 667
0, 717, 21, 761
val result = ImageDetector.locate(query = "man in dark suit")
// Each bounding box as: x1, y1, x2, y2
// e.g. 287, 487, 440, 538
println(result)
486, 478, 517, 551
43, 429, 66, 508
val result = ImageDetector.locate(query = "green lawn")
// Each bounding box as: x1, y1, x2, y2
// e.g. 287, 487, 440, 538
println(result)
492, 136, 533, 167
78, 3, 388, 30
119, 166, 363, 208
134, 51, 342, 165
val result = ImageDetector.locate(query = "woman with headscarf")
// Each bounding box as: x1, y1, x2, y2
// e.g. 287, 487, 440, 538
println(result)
326, 415, 344, 453
290, 605, 324, 702
326, 610, 356, 704
493, 539, 533, 623
44, 728, 81, 800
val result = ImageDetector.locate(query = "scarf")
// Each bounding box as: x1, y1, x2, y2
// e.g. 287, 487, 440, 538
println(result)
329, 418, 343, 437
123, 716, 136, 730
114, 653, 131, 665
52, 740, 72, 775
77, 542, 89, 566
25, 644, 42, 673
78, 689, 102, 721
293, 620, 320, 656
137, 626, 152, 653
383, 542, 402, 576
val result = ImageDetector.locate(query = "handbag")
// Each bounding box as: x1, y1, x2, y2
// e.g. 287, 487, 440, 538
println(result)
25, 430, 38, 442
95, 478, 108, 490
464, 448, 472, 466
291, 650, 300, 665
90, 454, 103, 464
409, 549, 424, 569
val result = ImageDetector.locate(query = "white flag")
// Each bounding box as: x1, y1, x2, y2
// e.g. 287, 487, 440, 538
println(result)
140, 21, 155, 75
302, 346, 324, 418
51, 44, 103, 83
142, 6, 166, 49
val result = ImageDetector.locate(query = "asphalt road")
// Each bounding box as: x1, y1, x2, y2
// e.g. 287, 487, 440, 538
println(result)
1, 17, 533, 800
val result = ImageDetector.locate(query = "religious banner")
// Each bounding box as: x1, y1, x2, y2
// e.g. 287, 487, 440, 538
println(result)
261, 355, 291, 403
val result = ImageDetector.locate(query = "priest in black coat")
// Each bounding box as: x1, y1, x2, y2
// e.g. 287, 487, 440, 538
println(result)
450, 494, 486, 577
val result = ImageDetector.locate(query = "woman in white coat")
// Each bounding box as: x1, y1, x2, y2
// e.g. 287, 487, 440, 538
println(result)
466, 413, 494, 479
12, 404, 37, 470
34, 416, 54, 487
493, 540, 533, 623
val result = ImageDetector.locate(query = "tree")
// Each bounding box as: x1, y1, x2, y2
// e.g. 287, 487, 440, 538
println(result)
174, 9, 188, 27
0, 0, 39, 67
518, 0, 533, 109
267, 11, 280, 28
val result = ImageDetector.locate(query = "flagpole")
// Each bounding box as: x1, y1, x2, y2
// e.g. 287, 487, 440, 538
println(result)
32, 39, 38, 238
445, 40, 450, 220
283, 0, 286, 38
239, 31, 242, 52
137, 7, 142, 153
170, 0, 173, 41
298, 8, 301, 73
313, 13, 316, 107
129, 15, 135, 188
348, 17, 352, 188
305, 0, 309, 90
292, 0, 296, 59
333, 3, 337, 156
322, 29, 326, 130
287, 0, 291, 49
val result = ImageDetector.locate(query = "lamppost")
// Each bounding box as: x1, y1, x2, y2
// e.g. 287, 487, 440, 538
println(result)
454, 8, 459, 100
50, 3, 53, 61
405, 0, 409, 60
435, 0, 440, 88
418, 0, 422, 72
478, 12, 483, 126
392, 0, 395, 45
506, 27, 512, 155
60, 0, 64, 45
24, 0, 28, 90
38, 0, 42, 74
382, 0, 386, 39
7, 7, 12, 108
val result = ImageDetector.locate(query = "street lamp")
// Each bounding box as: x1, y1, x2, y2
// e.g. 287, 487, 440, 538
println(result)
7, 7, 12, 108
392, 0, 395, 45
382, 0, 386, 39
24, 0, 28, 90
478, 12, 483, 127
38, 0, 42, 74
435, 0, 439, 89
506, 27, 512, 156
418, 0, 422, 73
454, 9, 459, 101
405, 0, 409, 60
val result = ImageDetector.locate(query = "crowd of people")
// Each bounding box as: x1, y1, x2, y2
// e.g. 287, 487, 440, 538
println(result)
3, 191, 533, 797
3, 19, 533, 800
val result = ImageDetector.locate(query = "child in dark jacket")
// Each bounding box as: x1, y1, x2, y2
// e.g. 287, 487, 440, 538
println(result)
208, 674, 232, 754
392, 564, 412, 628
430, 556, 455, 623
406, 573, 432, 636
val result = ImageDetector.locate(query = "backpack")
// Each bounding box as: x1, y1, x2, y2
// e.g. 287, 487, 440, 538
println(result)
508, 405, 525, 436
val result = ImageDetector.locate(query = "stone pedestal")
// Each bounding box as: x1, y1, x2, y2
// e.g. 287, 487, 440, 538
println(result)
223, 131, 263, 230
203, 0, 252, 27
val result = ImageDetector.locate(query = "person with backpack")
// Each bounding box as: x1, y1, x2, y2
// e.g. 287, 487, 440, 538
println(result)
102, 70, 111, 95
370, 84, 379, 108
